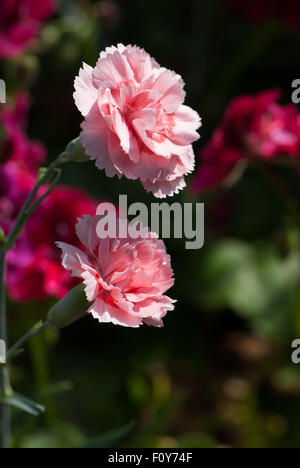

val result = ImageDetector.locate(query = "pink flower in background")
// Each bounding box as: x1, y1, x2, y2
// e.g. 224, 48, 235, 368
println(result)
99, 1, 120, 28
74, 44, 201, 198
191, 90, 300, 193
222, 0, 300, 28
0, 0, 56, 58
5, 186, 98, 302
0, 93, 46, 172
29, 186, 98, 247
7, 244, 80, 302
0, 161, 35, 235
57, 212, 176, 327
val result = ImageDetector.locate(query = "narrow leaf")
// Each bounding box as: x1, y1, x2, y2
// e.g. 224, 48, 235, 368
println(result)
1, 393, 45, 416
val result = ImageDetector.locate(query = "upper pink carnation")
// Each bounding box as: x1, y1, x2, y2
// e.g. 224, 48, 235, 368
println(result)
57, 212, 176, 327
74, 44, 201, 198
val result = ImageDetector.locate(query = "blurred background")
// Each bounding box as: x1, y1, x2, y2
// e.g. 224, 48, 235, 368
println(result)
1, 0, 300, 448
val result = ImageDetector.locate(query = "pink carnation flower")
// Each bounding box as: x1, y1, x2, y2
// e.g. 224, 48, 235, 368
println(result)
57, 213, 176, 327
191, 90, 300, 193
74, 44, 201, 198
0, 0, 56, 58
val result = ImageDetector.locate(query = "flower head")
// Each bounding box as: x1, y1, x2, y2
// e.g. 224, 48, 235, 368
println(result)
74, 44, 201, 198
0, 0, 56, 58
57, 211, 176, 327
191, 90, 300, 193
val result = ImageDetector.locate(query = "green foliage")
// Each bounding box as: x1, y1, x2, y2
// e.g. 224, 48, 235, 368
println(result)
199, 240, 300, 340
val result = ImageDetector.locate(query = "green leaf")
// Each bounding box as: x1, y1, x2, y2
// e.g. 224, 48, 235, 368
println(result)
200, 239, 300, 339
0, 226, 5, 243
1, 393, 45, 416
37, 381, 73, 400
176, 432, 218, 448
77, 421, 136, 448
19, 422, 84, 449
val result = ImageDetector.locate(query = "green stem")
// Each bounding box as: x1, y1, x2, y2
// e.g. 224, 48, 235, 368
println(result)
254, 161, 300, 218
5, 156, 65, 251
7, 321, 51, 362
28, 330, 58, 423
5, 137, 88, 252
0, 248, 11, 448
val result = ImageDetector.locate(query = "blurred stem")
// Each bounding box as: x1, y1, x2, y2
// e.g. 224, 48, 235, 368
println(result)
7, 320, 50, 362
5, 161, 63, 252
202, 21, 282, 114
27, 324, 58, 423
254, 161, 300, 219
0, 248, 11, 448
5, 138, 89, 252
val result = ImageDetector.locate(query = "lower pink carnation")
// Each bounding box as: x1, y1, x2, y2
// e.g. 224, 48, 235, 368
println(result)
57, 213, 176, 327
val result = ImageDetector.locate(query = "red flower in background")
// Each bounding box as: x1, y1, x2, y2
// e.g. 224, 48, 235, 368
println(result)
0, 93, 46, 172
222, 0, 300, 29
6, 186, 98, 302
0, 161, 35, 235
191, 90, 300, 193
0, 0, 56, 58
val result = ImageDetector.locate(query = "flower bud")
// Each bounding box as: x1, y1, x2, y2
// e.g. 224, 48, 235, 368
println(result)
47, 284, 90, 329
62, 138, 90, 163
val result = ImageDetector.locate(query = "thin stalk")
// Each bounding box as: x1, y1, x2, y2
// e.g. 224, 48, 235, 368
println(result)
7, 321, 51, 362
0, 249, 11, 448
254, 161, 300, 219
6, 160, 64, 251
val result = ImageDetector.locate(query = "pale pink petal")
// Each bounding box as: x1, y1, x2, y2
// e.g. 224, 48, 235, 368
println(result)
81, 270, 99, 301
80, 104, 118, 178
76, 215, 100, 252
142, 176, 187, 198
93, 46, 135, 90
89, 297, 142, 327
171, 105, 202, 146
151, 69, 185, 113
56, 242, 93, 277
74, 63, 98, 116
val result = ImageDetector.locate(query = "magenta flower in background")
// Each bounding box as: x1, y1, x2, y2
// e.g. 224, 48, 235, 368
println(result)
191, 90, 300, 193
0, 161, 35, 235
74, 44, 201, 198
0, 0, 56, 58
0, 93, 46, 172
98, 1, 120, 28
57, 213, 176, 327
222, 0, 300, 29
